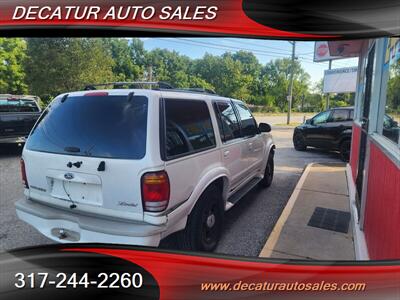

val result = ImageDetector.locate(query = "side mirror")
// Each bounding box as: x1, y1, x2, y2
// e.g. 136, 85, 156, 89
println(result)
305, 119, 312, 125
259, 123, 271, 133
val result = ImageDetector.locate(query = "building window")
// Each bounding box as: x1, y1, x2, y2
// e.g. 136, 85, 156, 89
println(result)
380, 38, 400, 146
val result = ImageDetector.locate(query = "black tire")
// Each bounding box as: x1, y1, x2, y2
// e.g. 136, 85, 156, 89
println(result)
293, 133, 307, 151
259, 155, 274, 188
178, 185, 224, 251
340, 139, 351, 162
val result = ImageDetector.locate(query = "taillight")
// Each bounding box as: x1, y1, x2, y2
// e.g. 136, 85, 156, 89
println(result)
20, 158, 29, 189
141, 171, 170, 212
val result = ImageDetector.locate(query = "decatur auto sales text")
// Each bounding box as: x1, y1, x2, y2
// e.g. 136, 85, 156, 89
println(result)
12, 5, 219, 21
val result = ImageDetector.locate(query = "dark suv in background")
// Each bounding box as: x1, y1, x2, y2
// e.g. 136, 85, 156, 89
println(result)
293, 107, 353, 161
0, 95, 41, 145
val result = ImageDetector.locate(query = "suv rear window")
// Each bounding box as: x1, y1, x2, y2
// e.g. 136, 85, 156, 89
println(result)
0, 98, 40, 112
164, 99, 216, 159
330, 109, 350, 122
26, 95, 148, 159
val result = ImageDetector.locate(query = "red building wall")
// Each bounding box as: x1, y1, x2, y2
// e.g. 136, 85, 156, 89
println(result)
363, 142, 400, 259
350, 124, 361, 181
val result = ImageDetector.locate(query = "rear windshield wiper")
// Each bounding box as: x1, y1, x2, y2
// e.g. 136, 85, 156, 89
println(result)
64, 146, 81, 153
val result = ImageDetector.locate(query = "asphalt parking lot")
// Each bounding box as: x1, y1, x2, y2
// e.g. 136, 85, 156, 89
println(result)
0, 127, 342, 256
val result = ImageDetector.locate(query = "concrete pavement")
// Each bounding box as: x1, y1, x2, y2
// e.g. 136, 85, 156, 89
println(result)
259, 163, 355, 260
0, 127, 344, 255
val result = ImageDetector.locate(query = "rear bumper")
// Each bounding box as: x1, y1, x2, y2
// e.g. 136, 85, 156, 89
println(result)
0, 135, 26, 144
16, 198, 165, 246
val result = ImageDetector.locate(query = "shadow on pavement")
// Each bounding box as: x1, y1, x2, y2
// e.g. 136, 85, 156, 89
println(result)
0, 144, 23, 157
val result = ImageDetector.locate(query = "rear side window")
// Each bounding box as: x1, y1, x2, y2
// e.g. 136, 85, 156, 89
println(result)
164, 99, 216, 159
214, 101, 241, 142
0, 98, 40, 112
26, 95, 148, 159
330, 109, 350, 122
234, 102, 258, 136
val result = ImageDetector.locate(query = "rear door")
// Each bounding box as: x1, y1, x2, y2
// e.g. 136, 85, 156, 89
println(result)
23, 92, 152, 221
326, 109, 353, 143
162, 97, 219, 208
232, 101, 264, 175
213, 100, 249, 190
304, 110, 332, 147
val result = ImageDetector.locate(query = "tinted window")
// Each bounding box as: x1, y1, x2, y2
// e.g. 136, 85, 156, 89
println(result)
26, 95, 148, 159
313, 110, 330, 124
0, 98, 40, 112
214, 101, 241, 142
330, 110, 350, 122
164, 99, 215, 158
234, 102, 258, 136
380, 38, 400, 145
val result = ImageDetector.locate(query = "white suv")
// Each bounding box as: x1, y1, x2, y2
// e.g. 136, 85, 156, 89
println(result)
16, 82, 275, 251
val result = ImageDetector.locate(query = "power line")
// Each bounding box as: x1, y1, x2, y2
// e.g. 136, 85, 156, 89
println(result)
223, 38, 293, 53
154, 38, 358, 67
178, 38, 295, 57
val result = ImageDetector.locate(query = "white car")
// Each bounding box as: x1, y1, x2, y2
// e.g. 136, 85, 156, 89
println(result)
16, 82, 275, 251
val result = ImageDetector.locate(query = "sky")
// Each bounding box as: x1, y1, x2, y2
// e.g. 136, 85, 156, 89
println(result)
140, 38, 359, 87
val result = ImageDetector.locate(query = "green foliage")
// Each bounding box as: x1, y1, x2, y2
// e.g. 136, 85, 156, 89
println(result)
261, 58, 311, 111
101, 38, 144, 81
25, 38, 116, 104
192, 53, 253, 100
0, 37, 357, 112
0, 38, 28, 94
387, 60, 400, 113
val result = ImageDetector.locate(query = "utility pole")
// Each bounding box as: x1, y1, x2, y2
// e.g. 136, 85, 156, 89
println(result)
326, 59, 332, 109
287, 41, 296, 125
148, 65, 153, 82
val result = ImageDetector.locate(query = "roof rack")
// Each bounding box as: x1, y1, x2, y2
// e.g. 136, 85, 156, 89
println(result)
83, 81, 218, 96
84, 81, 174, 91
174, 87, 217, 95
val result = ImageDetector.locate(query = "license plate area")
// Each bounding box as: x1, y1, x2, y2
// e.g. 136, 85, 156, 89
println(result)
50, 178, 103, 206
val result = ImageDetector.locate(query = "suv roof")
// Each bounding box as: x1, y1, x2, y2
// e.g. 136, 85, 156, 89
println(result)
83, 81, 218, 96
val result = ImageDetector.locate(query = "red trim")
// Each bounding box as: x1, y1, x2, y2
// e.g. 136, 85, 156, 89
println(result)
363, 142, 400, 259
63, 247, 400, 300
0, 1, 336, 38
84, 92, 109, 97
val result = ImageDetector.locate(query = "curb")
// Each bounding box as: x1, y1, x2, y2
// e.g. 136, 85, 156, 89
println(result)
258, 163, 314, 257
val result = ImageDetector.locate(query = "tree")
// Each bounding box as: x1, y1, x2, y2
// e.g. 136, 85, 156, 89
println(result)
0, 38, 28, 94
25, 38, 116, 104
101, 38, 144, 81
192, 53, 253, 100
387, 59, 400, 114
261, 58, 310, 111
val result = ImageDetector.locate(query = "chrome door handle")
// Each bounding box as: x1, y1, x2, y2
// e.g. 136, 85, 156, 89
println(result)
248, 142, 253, 149
223, 150, 230, 158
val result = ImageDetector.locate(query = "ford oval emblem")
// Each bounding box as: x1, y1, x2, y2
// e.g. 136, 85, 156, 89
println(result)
64, 173, 74, 180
